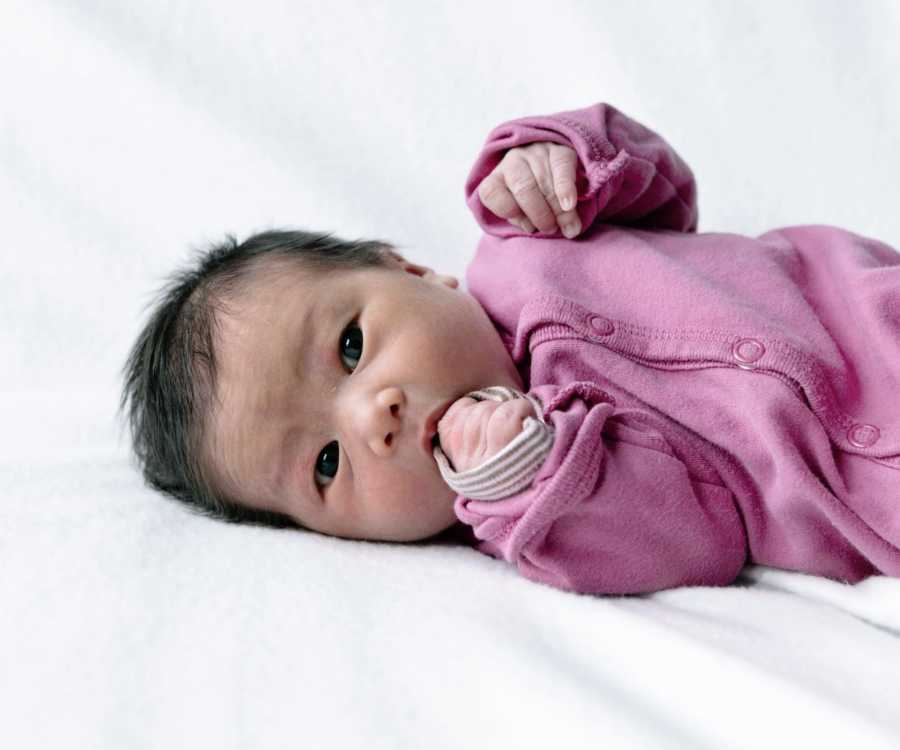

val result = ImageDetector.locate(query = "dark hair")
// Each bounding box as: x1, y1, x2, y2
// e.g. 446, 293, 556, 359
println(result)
119, 228, 394, 528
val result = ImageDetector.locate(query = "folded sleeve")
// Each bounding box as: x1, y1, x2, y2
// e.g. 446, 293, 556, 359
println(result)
453, 382, 747, 595
464, 102, 699, 237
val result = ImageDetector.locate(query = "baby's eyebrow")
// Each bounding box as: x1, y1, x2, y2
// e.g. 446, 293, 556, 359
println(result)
288, 302, 314, 385
274, 424, 315, 504
271, 299, 329, 505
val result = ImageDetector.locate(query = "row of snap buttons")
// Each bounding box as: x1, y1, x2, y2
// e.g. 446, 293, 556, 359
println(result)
730, 337, 882, 448
586, 318, 884, 450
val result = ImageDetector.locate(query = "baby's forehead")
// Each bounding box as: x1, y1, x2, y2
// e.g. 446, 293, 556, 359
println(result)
216, 258, 318, 327
205, 267, 308, 486
218, 284, 292, 343
199, 258, 322, 494
235, 255, 315, 300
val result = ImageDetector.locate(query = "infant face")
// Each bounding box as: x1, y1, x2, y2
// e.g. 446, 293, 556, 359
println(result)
205, 250, 524, 542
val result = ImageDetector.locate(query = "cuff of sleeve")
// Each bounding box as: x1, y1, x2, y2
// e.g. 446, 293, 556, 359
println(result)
433, 386, 555, 501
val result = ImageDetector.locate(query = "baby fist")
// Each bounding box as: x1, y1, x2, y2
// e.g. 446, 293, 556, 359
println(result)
477, 141, 581, 238
436, 396, 536, 473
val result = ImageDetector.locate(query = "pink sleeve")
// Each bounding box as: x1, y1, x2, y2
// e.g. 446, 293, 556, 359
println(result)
464, 102, 699, 237
454, 382, 747, 595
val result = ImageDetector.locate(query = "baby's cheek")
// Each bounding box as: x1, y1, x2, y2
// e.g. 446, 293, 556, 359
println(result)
378, 466, 457, 541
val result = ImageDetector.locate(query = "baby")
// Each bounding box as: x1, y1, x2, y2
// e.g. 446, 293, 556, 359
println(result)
121, 101, 900, 595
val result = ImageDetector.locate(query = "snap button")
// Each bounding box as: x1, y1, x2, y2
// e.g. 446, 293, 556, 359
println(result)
847, 423, 880, 448
732, 337, 765, 369
589, 315, 614, 335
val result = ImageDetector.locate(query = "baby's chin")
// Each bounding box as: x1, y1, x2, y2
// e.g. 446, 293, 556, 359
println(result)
326, 516, 458, 544
380, 489, 460, 543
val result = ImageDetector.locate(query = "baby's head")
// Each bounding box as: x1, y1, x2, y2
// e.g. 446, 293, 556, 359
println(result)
121, 229, 524, 542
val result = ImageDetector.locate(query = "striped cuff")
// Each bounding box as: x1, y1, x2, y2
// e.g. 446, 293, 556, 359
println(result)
433, 386, 555, 501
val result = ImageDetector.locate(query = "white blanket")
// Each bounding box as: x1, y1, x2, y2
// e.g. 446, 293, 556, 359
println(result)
2, 1, 899, 747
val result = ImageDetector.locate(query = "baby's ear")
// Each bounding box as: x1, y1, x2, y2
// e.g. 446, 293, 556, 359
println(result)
382, 249, 459, 289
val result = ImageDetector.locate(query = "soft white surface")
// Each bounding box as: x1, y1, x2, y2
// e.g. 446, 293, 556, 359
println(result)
2, 1, 900, 748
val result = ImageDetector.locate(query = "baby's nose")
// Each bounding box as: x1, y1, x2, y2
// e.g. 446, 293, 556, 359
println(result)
365, 386, 405, 456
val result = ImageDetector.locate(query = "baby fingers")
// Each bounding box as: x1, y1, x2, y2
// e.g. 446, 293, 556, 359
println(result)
547, 145, 582, 237
503, 159, 561, 234
477, 142, 581, 237
477, 170, 538, 232
547, 142, 578, 213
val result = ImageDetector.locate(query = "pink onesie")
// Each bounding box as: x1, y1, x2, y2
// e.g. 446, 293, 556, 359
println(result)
444, 101, 900, 595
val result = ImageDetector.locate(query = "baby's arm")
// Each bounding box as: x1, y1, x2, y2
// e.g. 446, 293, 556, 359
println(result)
449, 382, 747, 595
466, 102, 699, 238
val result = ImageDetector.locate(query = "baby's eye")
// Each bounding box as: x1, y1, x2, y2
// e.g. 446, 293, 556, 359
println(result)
314, 440, 340, 489
339, 322, 363, 372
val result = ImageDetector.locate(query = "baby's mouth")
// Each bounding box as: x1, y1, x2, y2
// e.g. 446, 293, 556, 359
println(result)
423, 396, 459, 459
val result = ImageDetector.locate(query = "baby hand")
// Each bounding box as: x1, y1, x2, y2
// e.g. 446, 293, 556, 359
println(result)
436, 396, 537, 473
477, 141, 582, 238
